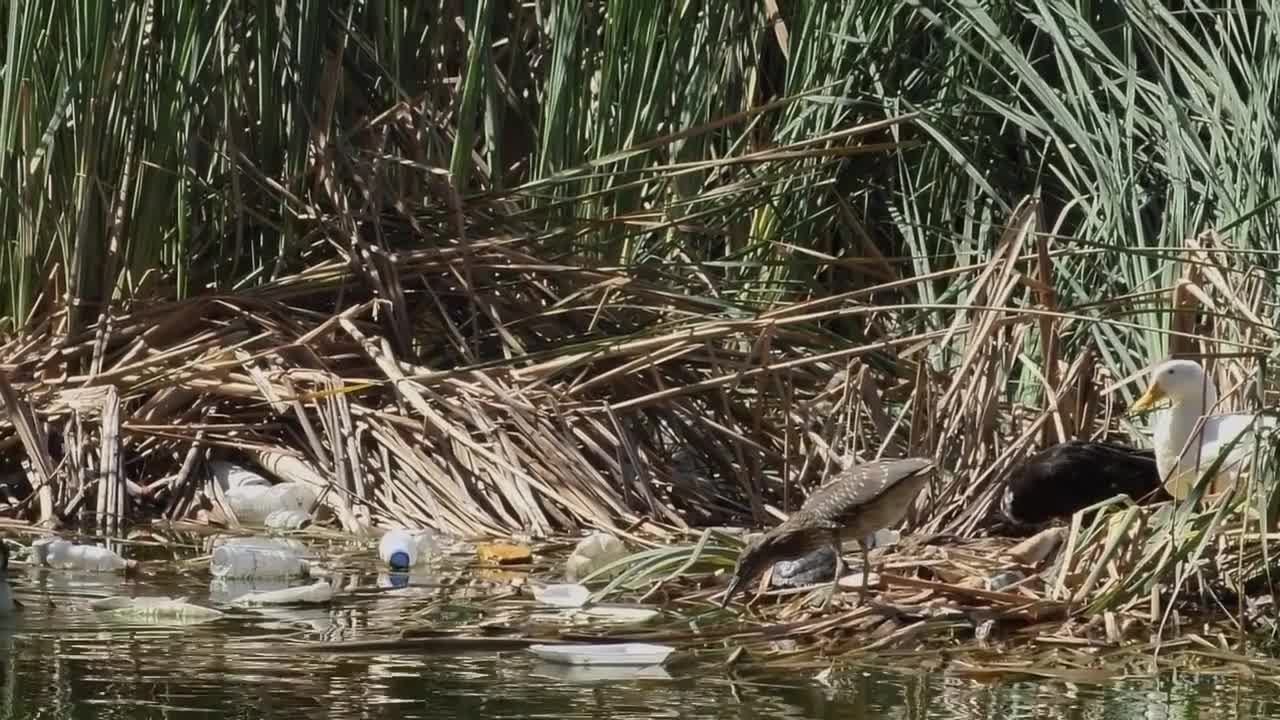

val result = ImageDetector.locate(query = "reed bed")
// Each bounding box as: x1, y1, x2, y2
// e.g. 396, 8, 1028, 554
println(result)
1, 1, 1280, 666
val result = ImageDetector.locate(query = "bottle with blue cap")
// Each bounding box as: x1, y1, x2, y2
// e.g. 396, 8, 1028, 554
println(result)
378, 528, 435, 570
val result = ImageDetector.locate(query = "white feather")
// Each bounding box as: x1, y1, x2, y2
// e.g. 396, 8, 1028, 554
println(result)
1143, 360, 1275, 499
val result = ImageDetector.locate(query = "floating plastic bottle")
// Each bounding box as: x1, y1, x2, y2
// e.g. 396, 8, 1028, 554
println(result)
230, 580, 334, 606
90, 595, 224, 625
378, 529, 436, 570
209, 577, 291, 605
32, 538, 130, 572
210, 537, 309, 579
564, 532, 628, 582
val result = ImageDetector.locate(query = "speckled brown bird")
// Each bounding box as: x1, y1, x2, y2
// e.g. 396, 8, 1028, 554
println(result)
721, 457, 936, 608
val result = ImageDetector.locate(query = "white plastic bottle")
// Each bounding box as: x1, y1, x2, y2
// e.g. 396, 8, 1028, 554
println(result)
32, 538, 130, 572
209, 537, 308, 579
209, 577, 292, 604
209, 461, 273, 490
564, 532, 628, 581
263, 508, 311, 530
225, 483, 317, 525
378, 529, 435, 570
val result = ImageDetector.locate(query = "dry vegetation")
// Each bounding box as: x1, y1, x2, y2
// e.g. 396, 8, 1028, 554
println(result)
0, 1, 1279, 667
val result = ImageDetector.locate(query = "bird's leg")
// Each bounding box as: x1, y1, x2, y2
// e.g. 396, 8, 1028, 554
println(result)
858, 538, 871, 603
820, 533, 841, 611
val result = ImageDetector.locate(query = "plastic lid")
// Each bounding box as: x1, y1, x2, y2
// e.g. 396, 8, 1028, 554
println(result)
388, 551, 411, 570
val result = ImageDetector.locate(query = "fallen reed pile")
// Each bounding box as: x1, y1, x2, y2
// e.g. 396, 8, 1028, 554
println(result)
0, 202, 1273, 555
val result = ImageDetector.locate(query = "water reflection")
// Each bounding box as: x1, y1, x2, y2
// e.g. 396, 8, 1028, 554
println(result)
4, 552, 1280, 718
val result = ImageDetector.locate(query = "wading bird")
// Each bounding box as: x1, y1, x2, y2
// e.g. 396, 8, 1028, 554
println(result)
721, 457, 935, 608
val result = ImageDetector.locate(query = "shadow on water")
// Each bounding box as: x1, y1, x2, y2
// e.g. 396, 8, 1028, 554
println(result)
3, 536, 1280, 719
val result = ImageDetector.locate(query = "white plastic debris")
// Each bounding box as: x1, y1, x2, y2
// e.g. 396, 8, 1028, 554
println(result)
90, 595, 224, 624
210, 536, 309, 579
527, 642, 674, 666
771, 545, 837, 588
263, 508, 312, 530
209, 461, 273, 491
32, 538, 131, 572
577, 606, 659, 625
867, 528, 901, 548
564, 532, 628, 582
230, 580, 334, 606
532, 583, 591, 608
209, 578, 291, 605
224, 483, 317, 525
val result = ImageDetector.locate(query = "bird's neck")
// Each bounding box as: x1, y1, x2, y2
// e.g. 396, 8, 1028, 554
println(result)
1156, 381, 1217, 477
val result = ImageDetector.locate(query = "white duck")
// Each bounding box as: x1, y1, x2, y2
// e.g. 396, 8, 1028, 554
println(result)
1129, 359, 1275, 499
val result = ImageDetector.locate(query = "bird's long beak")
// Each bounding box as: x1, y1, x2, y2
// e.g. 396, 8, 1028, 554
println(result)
1129, 383, 1167, 414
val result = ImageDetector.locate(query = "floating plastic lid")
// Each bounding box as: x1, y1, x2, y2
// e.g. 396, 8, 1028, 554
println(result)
388, 551, 411, 570
526, 642, 674, 666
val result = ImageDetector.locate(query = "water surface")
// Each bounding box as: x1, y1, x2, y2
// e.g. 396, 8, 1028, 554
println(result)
3, 542, 1278, 719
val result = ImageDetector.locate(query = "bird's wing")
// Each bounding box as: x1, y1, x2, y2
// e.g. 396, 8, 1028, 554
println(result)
1203, 414, 1269, 464
802, 458, 933, 514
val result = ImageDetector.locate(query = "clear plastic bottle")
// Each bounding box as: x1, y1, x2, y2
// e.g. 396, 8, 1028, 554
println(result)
209, 537, 308, 579
378, 529, 436, 570
224, 483, 317, 525
208, 460, 273, 490
32, 537, 130, 572
564, 532, 628, 582
209, 577, 292, 604
263, 508, 311, 530
230, 580, 333, 606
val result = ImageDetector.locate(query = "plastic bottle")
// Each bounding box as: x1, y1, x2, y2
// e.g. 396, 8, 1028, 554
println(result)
209, 537, 309, 579
224, 483, 317, 525
564, 532, 628, 582
209, 577, 292, 604
770, 545, 837, 588
209, 461, 273, 491
378, 529, 436, 570
230, 580, 333, 606
32, 538, 130, 572
263, 508, 311, 530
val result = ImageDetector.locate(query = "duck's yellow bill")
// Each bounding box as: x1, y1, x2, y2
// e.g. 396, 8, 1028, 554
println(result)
1128, 383, 1167, 414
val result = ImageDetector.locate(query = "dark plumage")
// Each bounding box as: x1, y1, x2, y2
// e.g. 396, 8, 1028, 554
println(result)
722, 457, 936, 608
1001, 440, 1167, 526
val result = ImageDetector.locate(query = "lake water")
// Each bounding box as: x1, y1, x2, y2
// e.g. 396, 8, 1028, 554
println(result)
3, 541, 1278, 719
